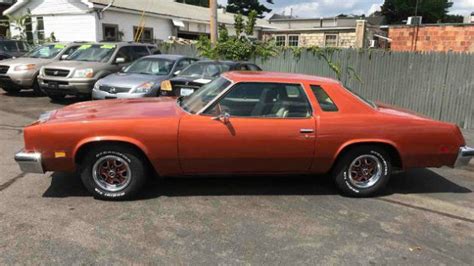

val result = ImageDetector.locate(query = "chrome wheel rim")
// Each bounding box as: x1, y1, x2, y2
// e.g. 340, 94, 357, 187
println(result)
92, 155, 131, 192
348, 155, 382, 189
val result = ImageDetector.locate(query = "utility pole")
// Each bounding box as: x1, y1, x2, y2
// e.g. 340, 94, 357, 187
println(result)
210, 0, 218, 46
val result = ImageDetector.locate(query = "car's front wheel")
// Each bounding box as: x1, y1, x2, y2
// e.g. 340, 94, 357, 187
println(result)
80, 145, 148, 200
332, 146, 392, 197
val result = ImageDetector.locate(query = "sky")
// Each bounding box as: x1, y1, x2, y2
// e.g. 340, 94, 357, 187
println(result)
217, 0, 474, 18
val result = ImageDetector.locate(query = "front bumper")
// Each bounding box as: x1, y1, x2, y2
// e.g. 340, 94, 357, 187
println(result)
14, 149, 44, 173
38, 76, 96, 95
0, 71, 36, 88
454, 146, 474, 167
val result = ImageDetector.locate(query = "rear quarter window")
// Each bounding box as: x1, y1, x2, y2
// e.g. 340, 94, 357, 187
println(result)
310, 85, 338, 112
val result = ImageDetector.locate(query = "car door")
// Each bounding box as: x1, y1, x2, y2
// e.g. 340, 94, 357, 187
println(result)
178, 82, 316, 174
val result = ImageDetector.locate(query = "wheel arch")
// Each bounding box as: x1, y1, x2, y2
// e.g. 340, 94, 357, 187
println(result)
73, 137, 158, 174
334, 140, 404, 170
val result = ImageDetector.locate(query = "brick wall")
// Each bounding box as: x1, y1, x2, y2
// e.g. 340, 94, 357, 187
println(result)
389, 24, 474, 52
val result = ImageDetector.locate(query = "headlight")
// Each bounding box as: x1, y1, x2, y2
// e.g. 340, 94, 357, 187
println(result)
133, 82, 154, 93
160, 80, 172, 91
14, 64, 36, 71
73, 68, 94, 78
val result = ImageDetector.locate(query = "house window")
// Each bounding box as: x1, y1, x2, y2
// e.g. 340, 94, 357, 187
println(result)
36, 17, 45, 41
103, 24, 119, 41
133, 27, 154, 43
288, 35, 299, 47
325, 34, 338, 47
275, 35, 286, 47
25, 17, 33, 43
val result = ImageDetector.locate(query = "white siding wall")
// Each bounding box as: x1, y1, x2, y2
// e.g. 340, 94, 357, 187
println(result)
43, 14, 97, 42
98, 10, 173, 42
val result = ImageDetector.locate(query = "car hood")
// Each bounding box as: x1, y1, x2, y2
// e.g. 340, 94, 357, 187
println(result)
0, 57, 54, 66
49, 97, 181, 123
44, 60, 109, 70
99, 72, 170, 88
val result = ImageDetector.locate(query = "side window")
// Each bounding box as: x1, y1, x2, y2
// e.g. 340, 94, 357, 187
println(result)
310, 85, 338, 112
236, 64, 250, 71
132, 46, 150, 60
176, 59, 192, 70
62, 46, 79, 58
115, 46, 134, 63
205, 83, 311, 118
247, 64, 261, 71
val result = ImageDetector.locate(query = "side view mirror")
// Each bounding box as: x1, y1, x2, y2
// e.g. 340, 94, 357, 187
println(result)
173, 70, 181, 76
60, 54, 68, 60
212, 112, 230, 124
115, 57, 125, 64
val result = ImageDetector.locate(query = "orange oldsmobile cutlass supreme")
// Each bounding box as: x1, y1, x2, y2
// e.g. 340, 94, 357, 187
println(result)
15, 72, 474, 200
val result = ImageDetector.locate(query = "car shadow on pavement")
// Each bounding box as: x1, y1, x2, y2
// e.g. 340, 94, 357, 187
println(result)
42, 168, 471, 200
1, 91, 43, 98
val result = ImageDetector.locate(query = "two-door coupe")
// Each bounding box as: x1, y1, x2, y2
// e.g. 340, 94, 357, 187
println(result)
15, 72, 474, 200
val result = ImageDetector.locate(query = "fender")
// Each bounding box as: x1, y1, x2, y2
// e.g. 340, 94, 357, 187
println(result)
73, 135, 150, 160
333, 138, 403, 166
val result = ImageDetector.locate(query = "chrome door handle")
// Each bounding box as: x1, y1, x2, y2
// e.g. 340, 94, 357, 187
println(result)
300, 129, 314, 133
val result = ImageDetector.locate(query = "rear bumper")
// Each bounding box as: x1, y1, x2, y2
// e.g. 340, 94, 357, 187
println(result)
14, 149, 44, 173
454, 146, 474, 167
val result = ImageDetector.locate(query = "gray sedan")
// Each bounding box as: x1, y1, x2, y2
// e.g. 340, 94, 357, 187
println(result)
92, 54, 198, 99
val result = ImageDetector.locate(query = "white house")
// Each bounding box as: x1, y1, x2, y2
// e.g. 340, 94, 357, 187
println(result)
4, 0, 273, 43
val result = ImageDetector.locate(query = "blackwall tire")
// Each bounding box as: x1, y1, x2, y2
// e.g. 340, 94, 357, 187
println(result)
332, 146, 392, 197
80, 145, 147, 200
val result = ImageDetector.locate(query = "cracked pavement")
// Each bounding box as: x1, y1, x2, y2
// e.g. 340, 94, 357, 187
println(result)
0, 91, 473, 264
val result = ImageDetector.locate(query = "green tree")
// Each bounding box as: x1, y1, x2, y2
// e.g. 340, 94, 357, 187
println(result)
196, 11, 277, 61
175, 0, 209, 8
381, 0, 454, 24
226, 0, 274, 18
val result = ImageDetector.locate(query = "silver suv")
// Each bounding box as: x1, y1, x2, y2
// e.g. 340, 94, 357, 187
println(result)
38, 42, 155, 101
0, 42, 81, 95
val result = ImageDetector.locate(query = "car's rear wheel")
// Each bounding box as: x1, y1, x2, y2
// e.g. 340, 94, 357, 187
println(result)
80, 145, 147, 200
332, 146, 392, 197
1, 86, 21, 94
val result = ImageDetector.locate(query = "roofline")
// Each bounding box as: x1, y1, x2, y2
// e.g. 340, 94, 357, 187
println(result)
269, 17, 364, 22
4, 0, 92, 15
262, 27, 356, 33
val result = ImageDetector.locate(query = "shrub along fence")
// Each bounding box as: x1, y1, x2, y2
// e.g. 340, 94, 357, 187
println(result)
160, 45, 474, 129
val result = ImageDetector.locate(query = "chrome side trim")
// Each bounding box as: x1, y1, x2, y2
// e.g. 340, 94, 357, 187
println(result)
14, 149, 44, 173
454, 146, 474, 168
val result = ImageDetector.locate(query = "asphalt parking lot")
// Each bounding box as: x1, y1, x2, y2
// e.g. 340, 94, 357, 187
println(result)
0, 91, 473, 265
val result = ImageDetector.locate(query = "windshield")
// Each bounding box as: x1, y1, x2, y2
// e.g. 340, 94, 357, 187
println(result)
179, 62, 231, 79
345, 86, 377, 108
179, 77, 231, 114
23, 44, 64, 59
66, 44, 116, 62
125, 58, 174, 75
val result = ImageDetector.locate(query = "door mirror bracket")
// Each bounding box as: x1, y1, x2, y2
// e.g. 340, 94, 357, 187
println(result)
212, 112, 231, 124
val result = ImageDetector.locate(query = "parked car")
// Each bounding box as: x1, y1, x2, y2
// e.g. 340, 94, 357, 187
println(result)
92, 54, 198, 99
160, 60, 261, 97
0, 42, 82, 95
14, 71, 474, 200
0, 39, 30, 60
37, 42, 155, 101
